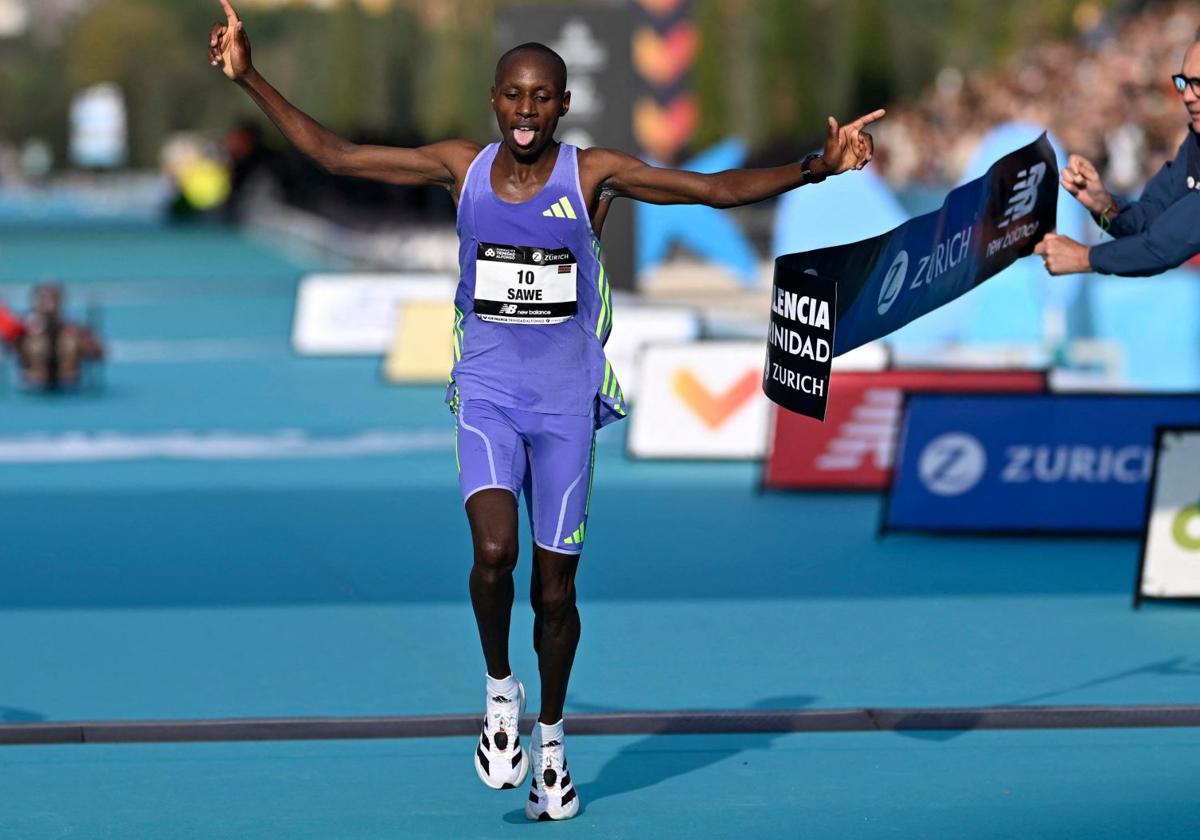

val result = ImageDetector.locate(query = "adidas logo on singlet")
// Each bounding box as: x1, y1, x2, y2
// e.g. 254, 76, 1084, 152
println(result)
542, 196, 578, 220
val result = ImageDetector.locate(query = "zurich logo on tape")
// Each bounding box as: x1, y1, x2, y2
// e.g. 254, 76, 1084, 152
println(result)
918, 432, 987, 496
877, 250, 908, 315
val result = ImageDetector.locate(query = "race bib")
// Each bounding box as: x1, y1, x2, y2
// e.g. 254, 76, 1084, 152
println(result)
474, 242, 577, 324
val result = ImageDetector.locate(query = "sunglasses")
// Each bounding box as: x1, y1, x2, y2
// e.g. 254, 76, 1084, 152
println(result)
1172, 74, 1200, 95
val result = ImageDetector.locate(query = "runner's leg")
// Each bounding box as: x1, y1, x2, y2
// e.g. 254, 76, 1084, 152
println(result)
530, 544, 580, 724
467, 489, 520, 679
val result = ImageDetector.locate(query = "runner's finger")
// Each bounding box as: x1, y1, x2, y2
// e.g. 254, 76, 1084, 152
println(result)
849, 109, 886, 129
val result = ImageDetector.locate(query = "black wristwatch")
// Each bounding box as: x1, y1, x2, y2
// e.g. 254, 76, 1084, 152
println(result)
801, 153, 827, 184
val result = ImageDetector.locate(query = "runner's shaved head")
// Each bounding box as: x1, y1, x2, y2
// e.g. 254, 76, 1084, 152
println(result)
495, 42, 567, 93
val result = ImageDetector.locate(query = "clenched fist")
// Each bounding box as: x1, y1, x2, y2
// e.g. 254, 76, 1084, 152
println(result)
1034, 233, 1092, 275
1059, 154, 1115, 218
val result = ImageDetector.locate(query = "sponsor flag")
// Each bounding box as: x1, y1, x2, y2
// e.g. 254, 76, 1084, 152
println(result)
766, 134, 1057, 419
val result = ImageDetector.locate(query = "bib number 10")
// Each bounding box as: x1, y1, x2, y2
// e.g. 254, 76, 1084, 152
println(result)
516, 270, 535, 285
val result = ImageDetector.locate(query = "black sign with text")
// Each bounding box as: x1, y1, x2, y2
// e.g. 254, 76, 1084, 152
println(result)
762, 268, 837, 421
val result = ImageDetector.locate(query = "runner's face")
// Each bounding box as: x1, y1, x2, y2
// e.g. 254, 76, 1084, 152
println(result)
491, 57, 570, 158
1182, 44, 1200, 132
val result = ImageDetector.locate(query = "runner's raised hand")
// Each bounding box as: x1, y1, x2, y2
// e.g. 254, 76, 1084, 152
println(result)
823, 109, 886, 175
209, 0, 252, 82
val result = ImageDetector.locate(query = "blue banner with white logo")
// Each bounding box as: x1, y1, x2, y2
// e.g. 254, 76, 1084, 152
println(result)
885, 393, 1200, 534
773, 134, 1057, 357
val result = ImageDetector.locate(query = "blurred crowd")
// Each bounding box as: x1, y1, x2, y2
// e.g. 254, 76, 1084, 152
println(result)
877, 1, 1200, 191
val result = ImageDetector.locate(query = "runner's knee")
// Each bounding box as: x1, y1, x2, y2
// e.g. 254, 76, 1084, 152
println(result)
473, 537, 518, 576
536, 575, 576, 623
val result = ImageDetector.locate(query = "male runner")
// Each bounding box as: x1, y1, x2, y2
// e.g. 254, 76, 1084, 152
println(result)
210, 0, 882, 820
1036, 34, 1200, 276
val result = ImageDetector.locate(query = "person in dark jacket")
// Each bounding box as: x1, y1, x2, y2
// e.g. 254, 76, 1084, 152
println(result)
1036, 36, 1200, 276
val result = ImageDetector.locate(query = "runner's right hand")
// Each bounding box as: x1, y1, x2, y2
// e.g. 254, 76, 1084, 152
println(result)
1059, 154, 1114, 216
209, 0, 252, 81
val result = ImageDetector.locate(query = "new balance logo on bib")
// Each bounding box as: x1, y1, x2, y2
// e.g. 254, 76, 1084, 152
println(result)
474, 242, 578, 324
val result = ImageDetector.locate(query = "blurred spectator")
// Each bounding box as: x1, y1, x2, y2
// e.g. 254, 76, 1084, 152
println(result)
161, 133, 232, 221
878, 2, 1200, 189
5, 284, 104, 392
1036, 29, 1200, 277
222, 120, 277, 223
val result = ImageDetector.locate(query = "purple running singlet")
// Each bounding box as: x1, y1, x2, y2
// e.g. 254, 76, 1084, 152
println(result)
448, 142, 624, 553
448, 142, 624, 423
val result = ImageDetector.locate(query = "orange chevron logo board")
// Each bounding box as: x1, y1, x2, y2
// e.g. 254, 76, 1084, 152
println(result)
633, 23, 699, 87
634, 94, 699, 161
672, 368, 760, 429
636, 0, 688, 15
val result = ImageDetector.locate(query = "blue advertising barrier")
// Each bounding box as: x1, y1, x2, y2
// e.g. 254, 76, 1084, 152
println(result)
885, 393, 1200, 535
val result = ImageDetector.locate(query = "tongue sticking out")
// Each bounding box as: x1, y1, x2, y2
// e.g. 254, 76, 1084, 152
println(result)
514, 128, 535, 147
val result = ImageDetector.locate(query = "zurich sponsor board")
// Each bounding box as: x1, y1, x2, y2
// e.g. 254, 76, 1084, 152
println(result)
769, 133, 1057, 378
885, 393, 1200, 534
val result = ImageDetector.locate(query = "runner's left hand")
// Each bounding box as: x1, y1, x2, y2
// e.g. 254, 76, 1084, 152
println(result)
823, 109, 886, 175
1034, 233, 1091, 275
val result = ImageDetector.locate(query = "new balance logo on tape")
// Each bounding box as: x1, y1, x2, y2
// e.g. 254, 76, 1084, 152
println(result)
999, 162, 1046, 228
542, 196, 578, 219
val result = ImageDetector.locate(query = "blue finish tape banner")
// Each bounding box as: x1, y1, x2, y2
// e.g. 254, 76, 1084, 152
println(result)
886, 393, 1200, 534
774, 133, 1057, 359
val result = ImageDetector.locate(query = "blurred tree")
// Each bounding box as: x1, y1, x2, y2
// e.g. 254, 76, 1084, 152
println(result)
0, 0, 1127, 174
65, 0, 203, 167
0, 39, 72, 160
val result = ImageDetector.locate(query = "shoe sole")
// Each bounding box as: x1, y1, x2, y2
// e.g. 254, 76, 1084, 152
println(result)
525, 796, 580, 821
475, 680, 528, 790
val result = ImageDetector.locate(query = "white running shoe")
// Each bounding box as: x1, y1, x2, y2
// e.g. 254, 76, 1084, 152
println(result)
525, 732, 580, 821
474, 678, 529, 790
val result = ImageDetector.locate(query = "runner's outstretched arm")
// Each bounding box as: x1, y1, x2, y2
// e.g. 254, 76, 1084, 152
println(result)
582, 109, 885, 209
209, 0, 477, 188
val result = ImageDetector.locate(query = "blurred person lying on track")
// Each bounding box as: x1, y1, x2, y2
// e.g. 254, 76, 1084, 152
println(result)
3, 284, 104, 392
1036, 31, 1200, 276
209, 0, 883, 821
